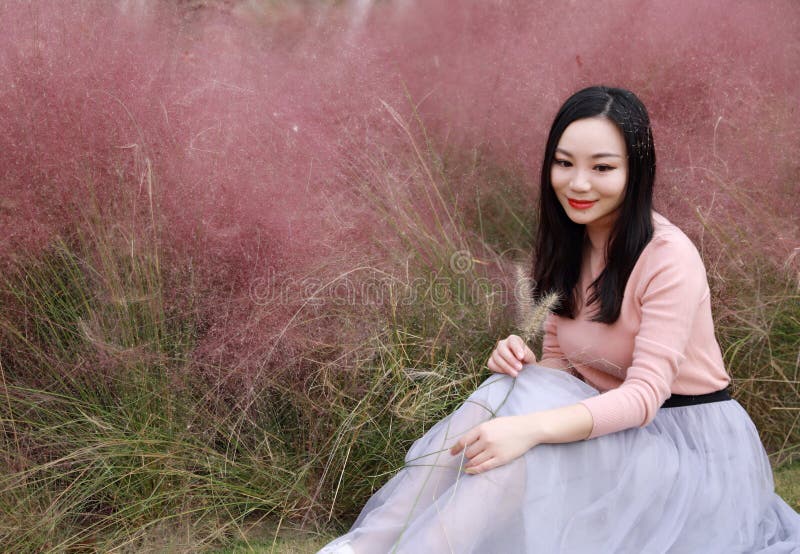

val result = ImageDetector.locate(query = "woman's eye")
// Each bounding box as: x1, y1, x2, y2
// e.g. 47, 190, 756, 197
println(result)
554, 159, 572, 167
595, 165, 615, 172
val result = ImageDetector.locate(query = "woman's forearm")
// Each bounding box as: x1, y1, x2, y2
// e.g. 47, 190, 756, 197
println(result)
521, 403, 594, 444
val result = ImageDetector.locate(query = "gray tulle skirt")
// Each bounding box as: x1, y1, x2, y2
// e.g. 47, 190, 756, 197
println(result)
319, 365, 800, 553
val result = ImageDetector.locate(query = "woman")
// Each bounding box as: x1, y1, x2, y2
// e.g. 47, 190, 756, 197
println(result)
319, 86, 800, 553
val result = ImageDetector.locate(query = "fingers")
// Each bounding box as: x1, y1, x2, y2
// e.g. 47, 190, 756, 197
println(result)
451, 424, 505, 474
463, 449, 491, 470
453, 429, 491, 470
507, 335, 537, 365
464, 441, 484, 460
449, 429, 479, 456
487, 355, 519, 377
505, 335, 526, 361
449, 439, 464, 456
498, 340, 522, 375
464, 458, 499, 475
488, 336, 526, 377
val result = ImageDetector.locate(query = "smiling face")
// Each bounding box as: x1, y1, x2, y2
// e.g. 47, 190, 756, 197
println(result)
550, 117, 628, 235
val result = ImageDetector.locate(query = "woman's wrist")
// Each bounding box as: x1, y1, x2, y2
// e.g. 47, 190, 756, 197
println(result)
520, 412, 552, 446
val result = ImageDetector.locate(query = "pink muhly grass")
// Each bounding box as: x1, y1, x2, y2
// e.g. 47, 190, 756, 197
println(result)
1, 0, 797, 400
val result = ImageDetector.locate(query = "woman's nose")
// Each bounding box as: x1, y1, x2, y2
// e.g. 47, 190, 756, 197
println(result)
569, 171, 591, 191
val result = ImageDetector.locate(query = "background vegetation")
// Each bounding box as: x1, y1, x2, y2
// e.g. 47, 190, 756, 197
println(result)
0, 0, 797, 551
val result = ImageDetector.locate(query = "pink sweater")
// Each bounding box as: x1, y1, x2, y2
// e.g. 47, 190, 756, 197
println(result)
541, 212, 731, 440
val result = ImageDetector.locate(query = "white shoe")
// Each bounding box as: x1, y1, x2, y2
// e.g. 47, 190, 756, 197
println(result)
318, 540, 355, 554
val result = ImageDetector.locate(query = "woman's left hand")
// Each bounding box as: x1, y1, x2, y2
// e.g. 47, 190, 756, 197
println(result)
449, 415, 539, 475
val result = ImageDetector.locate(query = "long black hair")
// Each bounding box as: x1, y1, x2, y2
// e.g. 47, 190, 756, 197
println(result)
532, 86, 656, 323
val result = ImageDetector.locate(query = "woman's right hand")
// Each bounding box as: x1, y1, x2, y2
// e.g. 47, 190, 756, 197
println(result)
487, 334, 537, 378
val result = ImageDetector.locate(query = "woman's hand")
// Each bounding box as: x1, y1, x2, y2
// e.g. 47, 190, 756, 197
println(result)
488, 334, 537, 378
449, 415, 539, 475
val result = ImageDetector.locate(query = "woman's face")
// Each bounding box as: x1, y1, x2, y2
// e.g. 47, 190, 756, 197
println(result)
550, 117, 628, 232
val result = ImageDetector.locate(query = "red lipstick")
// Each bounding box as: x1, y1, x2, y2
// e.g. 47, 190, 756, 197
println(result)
568, 198, 596, 210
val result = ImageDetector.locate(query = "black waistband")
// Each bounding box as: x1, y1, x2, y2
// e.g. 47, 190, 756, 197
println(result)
661, 387, 731, 408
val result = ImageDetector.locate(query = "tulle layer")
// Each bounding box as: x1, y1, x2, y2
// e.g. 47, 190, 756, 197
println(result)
320, 365, 800, 553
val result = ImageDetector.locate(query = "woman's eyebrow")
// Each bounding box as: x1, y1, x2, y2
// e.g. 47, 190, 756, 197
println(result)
555, 147, 623, 159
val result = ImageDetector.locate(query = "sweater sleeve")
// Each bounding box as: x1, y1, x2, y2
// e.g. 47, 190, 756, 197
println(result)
578, 235, 710, 439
